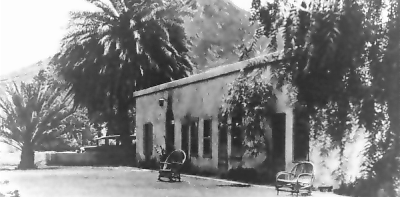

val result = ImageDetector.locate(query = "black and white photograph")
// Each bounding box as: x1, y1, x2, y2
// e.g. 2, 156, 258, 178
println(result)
0, 0, 399, 196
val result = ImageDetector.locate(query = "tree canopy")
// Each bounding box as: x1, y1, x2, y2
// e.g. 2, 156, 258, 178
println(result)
52, 0, 196, 144
249, 0, 399, 196
0, 71, 75, 169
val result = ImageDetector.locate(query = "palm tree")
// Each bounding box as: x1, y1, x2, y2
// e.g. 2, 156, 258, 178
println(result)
52, 0, 195, 145
0, 81, 75, 169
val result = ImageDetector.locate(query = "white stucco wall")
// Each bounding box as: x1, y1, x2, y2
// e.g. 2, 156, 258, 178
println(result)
134, 52, 295, 172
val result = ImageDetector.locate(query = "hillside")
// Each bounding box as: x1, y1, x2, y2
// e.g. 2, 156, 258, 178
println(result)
0, 0, 269, 86
0, 58, 50, 97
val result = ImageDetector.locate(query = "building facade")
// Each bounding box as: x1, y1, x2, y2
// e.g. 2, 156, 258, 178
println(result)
134, 53, 299, 172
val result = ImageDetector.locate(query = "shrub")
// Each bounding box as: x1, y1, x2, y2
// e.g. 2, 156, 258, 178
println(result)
334, 181, 357, 196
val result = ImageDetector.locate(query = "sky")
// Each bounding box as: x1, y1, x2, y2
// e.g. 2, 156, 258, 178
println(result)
0, 0, 252, 77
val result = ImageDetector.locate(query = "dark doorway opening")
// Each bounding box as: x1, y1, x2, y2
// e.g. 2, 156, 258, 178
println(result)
218, 117, 228, 170
293, 107, 310, 161
144, 123, 153, 162
271, 113, 286, 164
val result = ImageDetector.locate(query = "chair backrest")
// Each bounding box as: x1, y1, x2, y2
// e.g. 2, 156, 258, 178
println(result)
165, 149, 186, 164
291, 161, 315, 176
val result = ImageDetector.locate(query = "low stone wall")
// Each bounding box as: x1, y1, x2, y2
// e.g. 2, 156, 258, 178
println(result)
45, 152, 98, 166
45, 149, 136, 166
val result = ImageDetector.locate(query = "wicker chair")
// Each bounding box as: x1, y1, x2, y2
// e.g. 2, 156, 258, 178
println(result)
158, 149, 186, 182
276, 161, 315, 196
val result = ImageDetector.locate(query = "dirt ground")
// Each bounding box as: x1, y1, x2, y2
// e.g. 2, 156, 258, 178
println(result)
0, 166, 346, 197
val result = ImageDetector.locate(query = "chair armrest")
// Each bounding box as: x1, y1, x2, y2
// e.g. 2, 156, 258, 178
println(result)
297, 173, 313, 178
296, 173, 314, 183
276, 171, 294, 179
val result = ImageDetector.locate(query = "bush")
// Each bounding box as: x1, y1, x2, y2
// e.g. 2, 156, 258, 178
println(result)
333, 177, 398, 197
334, 181, 357, 196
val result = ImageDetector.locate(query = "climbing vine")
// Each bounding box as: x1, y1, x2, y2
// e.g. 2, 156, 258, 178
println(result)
219, 68, 296, 156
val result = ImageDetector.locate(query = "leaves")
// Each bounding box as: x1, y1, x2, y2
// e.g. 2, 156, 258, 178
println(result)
0, 76, 75, 151
250, 0, 400, 196
220, 69, 278, 155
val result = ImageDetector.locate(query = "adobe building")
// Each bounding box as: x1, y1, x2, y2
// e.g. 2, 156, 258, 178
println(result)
133, 52, 307, 172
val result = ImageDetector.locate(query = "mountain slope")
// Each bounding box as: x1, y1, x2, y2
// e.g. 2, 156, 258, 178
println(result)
0, 0, 267, 86
185, 0, 257, 72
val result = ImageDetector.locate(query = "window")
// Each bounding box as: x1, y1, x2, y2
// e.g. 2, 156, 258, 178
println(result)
181, 124, 189, 156
203, 119, 212, 158
190, 120, 199, 157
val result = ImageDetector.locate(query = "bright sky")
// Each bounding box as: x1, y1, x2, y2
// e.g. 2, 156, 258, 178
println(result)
0, 0, 252, 77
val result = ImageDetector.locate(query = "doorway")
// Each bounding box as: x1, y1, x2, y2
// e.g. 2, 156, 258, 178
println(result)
143, 123, 153, 162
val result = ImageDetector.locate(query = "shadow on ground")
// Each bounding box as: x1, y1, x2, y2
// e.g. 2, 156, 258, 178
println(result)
216, 183, 251, 187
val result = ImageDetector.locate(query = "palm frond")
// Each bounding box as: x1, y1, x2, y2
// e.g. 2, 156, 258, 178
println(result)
109, 0, 126, 14
85, 0, 119, 17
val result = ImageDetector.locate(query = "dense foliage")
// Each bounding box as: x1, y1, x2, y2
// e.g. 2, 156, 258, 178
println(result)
220, 69, 277, 156
52, 0, 196, 145
186, 0, 262, 71
0, 71, 75, 169
249, 0, 400, 196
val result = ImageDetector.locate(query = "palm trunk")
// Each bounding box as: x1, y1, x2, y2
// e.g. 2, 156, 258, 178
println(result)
19, 141, 35, 169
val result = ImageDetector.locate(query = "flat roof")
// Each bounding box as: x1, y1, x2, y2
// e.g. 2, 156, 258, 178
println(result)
133, 51, 283, 98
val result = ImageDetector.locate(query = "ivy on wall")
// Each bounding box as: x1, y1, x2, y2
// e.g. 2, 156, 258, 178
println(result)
219, 69, 279, 157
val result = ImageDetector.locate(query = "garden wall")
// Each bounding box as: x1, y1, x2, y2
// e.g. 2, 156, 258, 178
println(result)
45, 152, 98, 166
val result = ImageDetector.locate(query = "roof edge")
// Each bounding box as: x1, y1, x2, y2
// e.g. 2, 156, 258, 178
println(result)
132, 51, 283, 98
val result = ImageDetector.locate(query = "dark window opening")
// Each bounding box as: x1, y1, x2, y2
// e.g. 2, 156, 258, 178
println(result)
165, 94, 175, 154
190, 120, 199, 157
181, 124, 189, 156
166, 121, 175, 154
203, 119, 212, 158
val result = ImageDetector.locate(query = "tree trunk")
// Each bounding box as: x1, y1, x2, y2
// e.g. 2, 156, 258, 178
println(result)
18, 141, 35, 169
